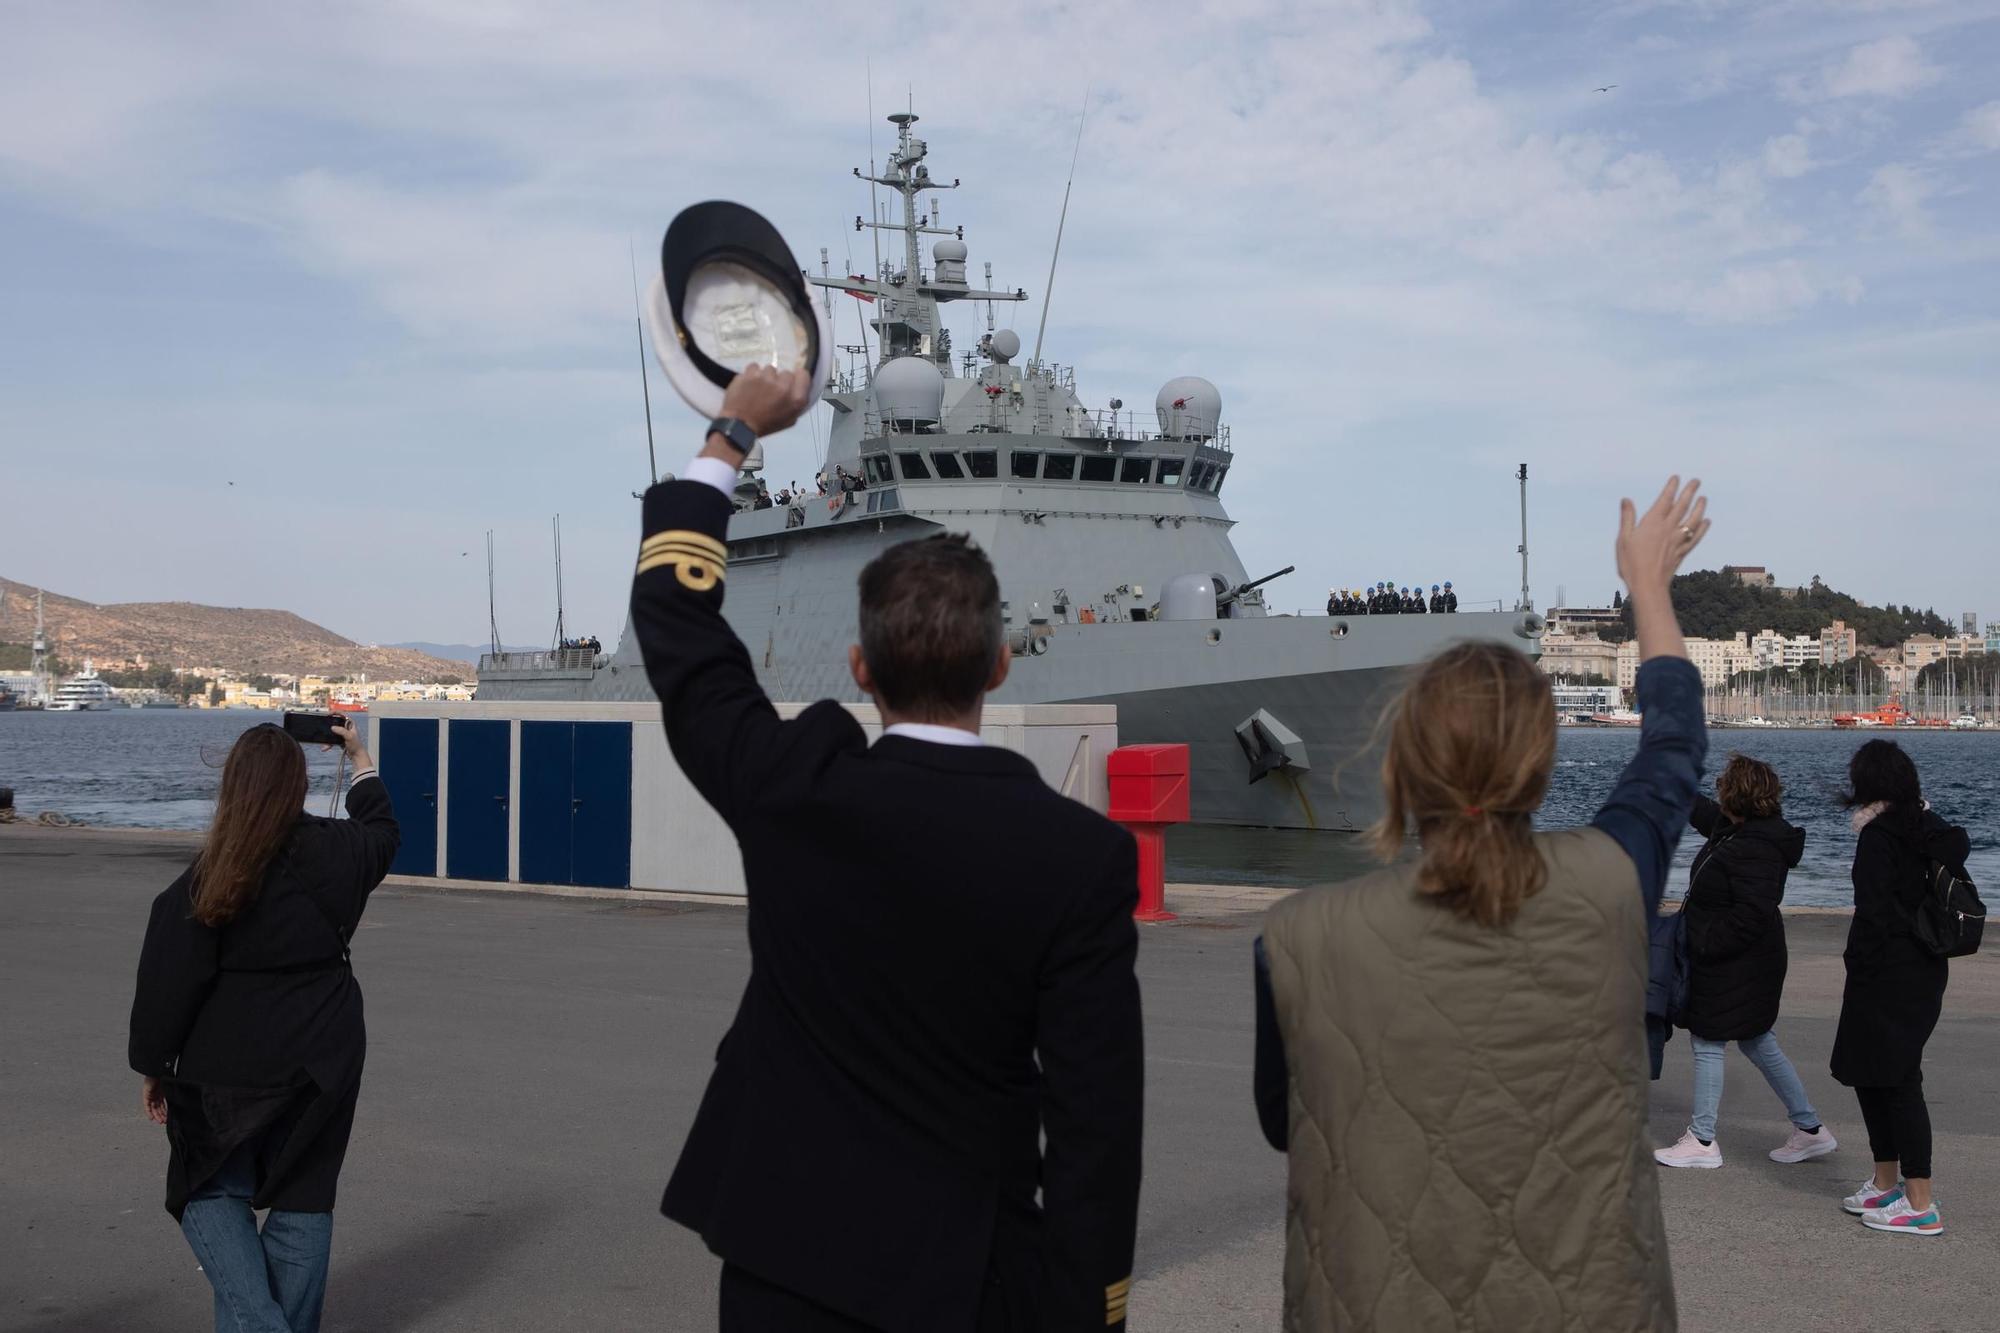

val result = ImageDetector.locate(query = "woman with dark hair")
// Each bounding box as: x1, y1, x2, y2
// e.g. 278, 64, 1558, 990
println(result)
130, 719, 398, 1331
1830, 738, 1968, 1238
1655, 754, 1833, 1169
1253, 478, 1709, 1330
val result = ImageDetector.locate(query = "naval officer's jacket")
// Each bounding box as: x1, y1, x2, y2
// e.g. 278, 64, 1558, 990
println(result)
631, 470, 1145, 1332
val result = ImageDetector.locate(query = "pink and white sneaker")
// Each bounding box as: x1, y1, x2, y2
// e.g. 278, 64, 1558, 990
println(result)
1841, 1178, 1904, 1215
1769, 1126, 1838, 1163
1861, 1196, 1943, 1236
1654, 1130, 1723, 1169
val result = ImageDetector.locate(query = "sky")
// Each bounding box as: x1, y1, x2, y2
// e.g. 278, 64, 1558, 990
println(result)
3, 0, 1997, 650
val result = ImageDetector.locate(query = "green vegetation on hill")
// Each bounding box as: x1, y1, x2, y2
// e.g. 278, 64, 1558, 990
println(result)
1605, 572, 1950, 647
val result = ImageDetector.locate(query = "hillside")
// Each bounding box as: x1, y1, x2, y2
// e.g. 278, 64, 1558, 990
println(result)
0, 578, 466, 682
1603, 571, 1951, 647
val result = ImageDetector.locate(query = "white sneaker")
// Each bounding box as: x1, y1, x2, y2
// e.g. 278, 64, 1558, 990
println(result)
1769, 1125, 1838, 1163
1860, 1196, 1943, 1236
1841, 1177, 1903, 1215
1654, 1130, 1723, 1169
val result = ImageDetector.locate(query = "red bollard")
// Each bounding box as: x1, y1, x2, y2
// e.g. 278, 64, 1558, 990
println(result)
1107, 743, 1191, 923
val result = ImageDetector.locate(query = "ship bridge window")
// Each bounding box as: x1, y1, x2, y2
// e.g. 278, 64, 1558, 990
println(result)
966, 449, 998, 479
865, 488, 901, 514
1080, 455, 1117, 483
1211, 466, 1228, 495
895, 451, 931, 480
864, 454, 895, 486
1120, 457, 1153, 484
1043, 453, 1076, 481
1155, 459, 1185, 486
931, 451, 966, 479
1189, 463, 1212, 491
1010, 451, 1041, 480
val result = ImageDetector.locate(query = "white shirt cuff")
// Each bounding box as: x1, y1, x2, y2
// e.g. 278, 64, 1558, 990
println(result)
349, 767, 380, 787
684, 456, 741, 497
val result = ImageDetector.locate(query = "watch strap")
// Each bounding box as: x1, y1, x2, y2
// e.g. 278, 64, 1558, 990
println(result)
707, 416, 758, 456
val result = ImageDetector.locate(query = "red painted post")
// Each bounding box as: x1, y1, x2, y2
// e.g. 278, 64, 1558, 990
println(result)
1107, 743, 1191, 923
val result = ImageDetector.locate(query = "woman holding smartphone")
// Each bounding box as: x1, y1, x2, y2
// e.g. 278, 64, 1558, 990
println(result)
129, 718, 398, 1332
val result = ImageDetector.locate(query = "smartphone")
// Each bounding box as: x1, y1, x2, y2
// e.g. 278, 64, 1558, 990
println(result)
282, 711, 345, 747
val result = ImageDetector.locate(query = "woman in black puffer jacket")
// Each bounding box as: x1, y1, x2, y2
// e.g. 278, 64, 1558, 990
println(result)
1655, 754, 1835, 1170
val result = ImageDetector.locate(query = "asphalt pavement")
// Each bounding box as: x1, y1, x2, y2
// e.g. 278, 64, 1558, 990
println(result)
3, 827, 1995, 1331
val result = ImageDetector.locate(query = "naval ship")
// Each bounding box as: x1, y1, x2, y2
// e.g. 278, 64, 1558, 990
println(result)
480, 111, 1544, 830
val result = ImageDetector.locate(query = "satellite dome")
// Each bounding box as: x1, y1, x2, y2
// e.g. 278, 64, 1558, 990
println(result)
1156, 376, 1222, 440
873, 356, 946, 428
932, 238, 968, 262
986, 329, 1021, 363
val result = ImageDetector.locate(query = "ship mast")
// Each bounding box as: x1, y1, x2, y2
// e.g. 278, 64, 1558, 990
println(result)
811, 109, 1028, 377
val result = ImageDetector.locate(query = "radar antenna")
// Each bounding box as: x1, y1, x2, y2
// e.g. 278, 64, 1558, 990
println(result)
1030, 87, 1090, 371
1516, 464, 1533, 612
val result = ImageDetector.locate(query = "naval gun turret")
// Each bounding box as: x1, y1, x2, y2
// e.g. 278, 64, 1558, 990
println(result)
1218, 566, 1295, 616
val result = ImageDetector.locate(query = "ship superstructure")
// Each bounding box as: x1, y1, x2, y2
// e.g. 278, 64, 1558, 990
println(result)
480, 111, 1543, 829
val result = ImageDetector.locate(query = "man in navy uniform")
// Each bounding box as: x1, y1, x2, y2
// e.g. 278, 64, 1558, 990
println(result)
632, 363, 1144, 1333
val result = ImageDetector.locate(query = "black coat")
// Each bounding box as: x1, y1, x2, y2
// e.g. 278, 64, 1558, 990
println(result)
1678, 795, 1803, 1040
632, 478, 1144, 1333
1830, 805, 1969, 1087
129, 778, 399, 1218
1443, 591, 1458, 612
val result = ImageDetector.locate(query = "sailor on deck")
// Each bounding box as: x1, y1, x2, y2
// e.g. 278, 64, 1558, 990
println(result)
632, 364, 1144, 1333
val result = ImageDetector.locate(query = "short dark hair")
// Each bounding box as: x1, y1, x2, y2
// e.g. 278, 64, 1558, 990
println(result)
1841, 738, 1921, 810
1716, 753, 1784, 819
857, 534, 1003, 719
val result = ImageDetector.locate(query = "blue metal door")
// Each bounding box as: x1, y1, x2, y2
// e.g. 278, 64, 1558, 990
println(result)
569, 722, 632, 888
446, 720, 510, 881
518, 721, 575, 886
378, 718, 438, 877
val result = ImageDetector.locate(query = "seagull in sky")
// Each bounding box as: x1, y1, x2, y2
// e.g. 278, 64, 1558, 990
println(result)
1594, 84, 1617, 93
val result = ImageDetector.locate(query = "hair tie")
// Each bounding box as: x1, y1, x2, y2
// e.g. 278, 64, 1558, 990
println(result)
1464, 806, 1485, 817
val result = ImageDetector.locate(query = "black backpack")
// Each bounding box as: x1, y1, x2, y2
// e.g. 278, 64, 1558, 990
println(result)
1913, 861, 1985, 958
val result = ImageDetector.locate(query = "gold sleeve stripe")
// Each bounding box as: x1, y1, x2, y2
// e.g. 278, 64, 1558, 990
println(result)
1106, 1278, 1133, 1298
641, 529, 726, 561
636, 550, 724, 591
1105, 1276, 1132, 1324
636, 542, 728, 567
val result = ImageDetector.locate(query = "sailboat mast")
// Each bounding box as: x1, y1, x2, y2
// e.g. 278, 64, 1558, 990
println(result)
486, 531, 501, 657
552, 515, 566, 650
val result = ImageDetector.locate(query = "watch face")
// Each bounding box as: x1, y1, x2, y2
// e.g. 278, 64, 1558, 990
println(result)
682, 260, 812, 373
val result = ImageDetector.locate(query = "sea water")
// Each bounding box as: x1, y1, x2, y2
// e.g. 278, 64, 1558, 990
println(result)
2, 710, 1993, 907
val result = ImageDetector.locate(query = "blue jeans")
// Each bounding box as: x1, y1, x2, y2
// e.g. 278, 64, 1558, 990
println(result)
178, 1141, 333, 1333
1689, 1029, 1819, 1143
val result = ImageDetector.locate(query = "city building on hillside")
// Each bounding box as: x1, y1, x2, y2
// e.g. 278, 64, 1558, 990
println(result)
1988, 621, 2000, 655
1536, 632, 1619, 683
1545, 605, 1623, 636
1616, 640, 1640, 691
1903, 634, 1988, 669
1820, 619, 1857, 665
1685, 633, 1754, 688
1779, 635, 1821, 669
1722, 565, 1776, 589
1963, 612, 1979, 637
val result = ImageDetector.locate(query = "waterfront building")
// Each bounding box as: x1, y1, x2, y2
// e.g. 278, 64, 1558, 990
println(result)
1820, 619, 1857, 665
1903, 634, 1988, 669
1550, 683, 1621, 717
1536, 632, 1619, 683
1545, 605, 1623, 637
1685, 633, 1754, 688
1988, 621, 2000, 655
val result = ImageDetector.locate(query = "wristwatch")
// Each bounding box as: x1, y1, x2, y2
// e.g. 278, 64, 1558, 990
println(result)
707, 416, 758, 457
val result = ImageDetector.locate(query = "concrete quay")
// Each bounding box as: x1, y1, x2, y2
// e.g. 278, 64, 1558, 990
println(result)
4, 826, 1995, 1332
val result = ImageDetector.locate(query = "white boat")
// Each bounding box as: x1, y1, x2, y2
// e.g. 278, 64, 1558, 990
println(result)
49, 662, 118, 711
1950, 713, 1981, 731
1740, 715, 1775, 728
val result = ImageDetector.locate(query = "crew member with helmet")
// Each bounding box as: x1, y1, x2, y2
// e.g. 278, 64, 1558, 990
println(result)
1443, 581, 1459, 613
1429, 584, 1444, 614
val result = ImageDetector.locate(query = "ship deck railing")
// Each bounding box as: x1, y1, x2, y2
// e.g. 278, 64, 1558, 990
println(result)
477, 648, 599, 676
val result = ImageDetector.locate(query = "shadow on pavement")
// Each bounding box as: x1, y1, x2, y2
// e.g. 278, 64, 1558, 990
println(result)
324, 1192, 556, 1332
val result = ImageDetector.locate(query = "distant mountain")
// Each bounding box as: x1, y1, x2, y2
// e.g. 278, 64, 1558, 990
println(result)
387, 642, 543, 665
1600, 571, 1951, 648
0, 578, 467, 682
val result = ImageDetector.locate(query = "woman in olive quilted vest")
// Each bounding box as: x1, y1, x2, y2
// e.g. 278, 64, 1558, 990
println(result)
1253, 478, 1711, 1333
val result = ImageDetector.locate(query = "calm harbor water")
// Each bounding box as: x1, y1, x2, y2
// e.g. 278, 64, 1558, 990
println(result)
3, 711, 1993, 907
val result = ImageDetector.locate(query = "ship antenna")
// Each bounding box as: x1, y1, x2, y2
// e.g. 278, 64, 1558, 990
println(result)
629, 239, 658, 484
486, 531, 501, 657
1030, 86, 1091, 371
551, 515, 567, 650
865, 61, 885, 377
1516, 463, 1533, 612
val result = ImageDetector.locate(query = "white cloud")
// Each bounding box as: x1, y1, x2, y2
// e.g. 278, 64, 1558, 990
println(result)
1782, 34, 1942, 102
1858, 162, 1936, 237
1761, 132, 1815, 177
1950, 100, 2000, 153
